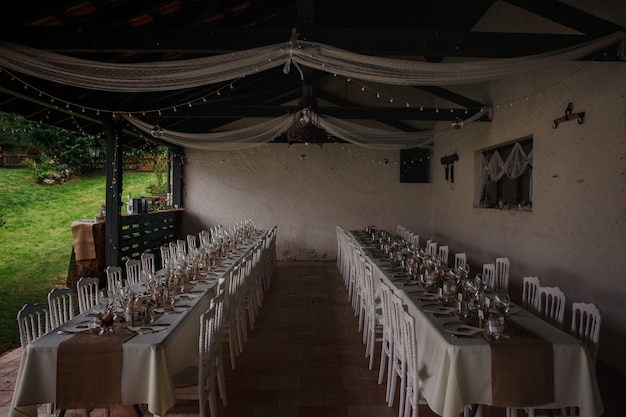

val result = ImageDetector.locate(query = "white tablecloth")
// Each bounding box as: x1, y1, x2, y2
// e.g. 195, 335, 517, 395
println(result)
349, 231, 603, 417
10, 231, 267, 417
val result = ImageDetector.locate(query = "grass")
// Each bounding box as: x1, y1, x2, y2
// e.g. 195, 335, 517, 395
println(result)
0, 168, 156, 353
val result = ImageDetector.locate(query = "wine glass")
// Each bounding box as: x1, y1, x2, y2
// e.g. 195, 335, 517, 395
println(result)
494, 293, 512, 315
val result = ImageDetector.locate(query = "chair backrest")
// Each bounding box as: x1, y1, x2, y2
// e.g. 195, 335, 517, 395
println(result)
389, 291, 406, 363
106, 265, 124, 293
378, 280, 394, 343
426, 241, 437, 258
522, 276, 541, 313
141, 252, 156, 274
48, 287, 74, 329
210, 288, 225, 342
125, 258, 142, 287
168, 241, 178, 261
437, 245, 449, 266
454, 252, 466, 270
76, 276, 100, 314
411, 234, 419, 248
401, 307, 418, 390
538, 286, 566, 327
187, 234, 198, 253
177, 239, 187, 257
494, 257, 510, 292
160, 244, 171, 269
198, 305, 217, 417
571, 302, 601, 363
17, 303, 50, 348
481, 263, 495, 288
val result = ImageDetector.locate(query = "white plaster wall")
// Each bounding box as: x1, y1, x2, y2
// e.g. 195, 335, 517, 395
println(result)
181, 144, 432, 261
430, 61, 626, 373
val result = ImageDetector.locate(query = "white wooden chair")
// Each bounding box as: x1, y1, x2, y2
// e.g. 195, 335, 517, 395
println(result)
17, 303, 50, 348
76, 276, 100, 314
426, 240, 437, 258
410, 233, 419, 248
187, 233, 198, 254
454, 252, 467, 271
482, 263, 495, 290
362, 259, 382, 371
125, 258, 142, 288
437, 245, 449, 266
16, 303, 55, 415
164, 305, 219, 417
571, 302, 601, 363
140, 252, 156, 275
209, 286, 228, 406
387, 291, 408, 416
402, 307, 428, 417
225, 263, 244, 369
160, 244, 171, 269
48, 287, 75, 329
494, 257, 510, 292
538, 286, 566, 328
176, 239, 187, 258
106, 265, 124, 293
522, 276, 541, 314
377, 280, 394, 389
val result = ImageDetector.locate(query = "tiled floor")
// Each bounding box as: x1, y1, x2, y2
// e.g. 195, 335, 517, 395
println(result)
1, 262, 624, 417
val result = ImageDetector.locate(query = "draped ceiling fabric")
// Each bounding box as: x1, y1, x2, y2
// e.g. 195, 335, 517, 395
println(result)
123, 109, 487, 151
0, 32, 623, 150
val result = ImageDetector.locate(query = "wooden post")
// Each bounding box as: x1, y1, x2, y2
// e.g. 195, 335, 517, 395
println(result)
103, 119, 124, 268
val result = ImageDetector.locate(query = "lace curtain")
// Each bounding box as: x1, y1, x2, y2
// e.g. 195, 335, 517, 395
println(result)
474, 142, 533, 206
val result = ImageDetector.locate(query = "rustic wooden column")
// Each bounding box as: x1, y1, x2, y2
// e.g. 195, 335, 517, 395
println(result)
103, 118, 124, 268
170, 146, 184, 209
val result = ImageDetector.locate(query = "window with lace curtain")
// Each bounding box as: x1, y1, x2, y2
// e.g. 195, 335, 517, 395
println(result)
474, 137, 533, 210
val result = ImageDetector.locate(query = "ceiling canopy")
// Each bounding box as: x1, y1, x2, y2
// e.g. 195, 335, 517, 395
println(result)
0, 0, 623, 149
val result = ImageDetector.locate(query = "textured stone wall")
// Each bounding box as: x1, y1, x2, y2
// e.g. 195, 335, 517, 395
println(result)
182, 143, 432, 261
430, 61, 626, 374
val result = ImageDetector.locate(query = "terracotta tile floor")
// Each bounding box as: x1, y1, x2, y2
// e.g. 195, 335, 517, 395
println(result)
1, 262, 624, 417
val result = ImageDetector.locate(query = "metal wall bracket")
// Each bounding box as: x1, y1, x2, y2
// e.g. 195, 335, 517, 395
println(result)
553, 102, 585, 128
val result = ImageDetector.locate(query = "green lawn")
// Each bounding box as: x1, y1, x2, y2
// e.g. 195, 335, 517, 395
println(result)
0, 168, 156, 353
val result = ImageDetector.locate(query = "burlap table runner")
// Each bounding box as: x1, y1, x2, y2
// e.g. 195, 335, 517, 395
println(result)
489, 319, 554, 408
56, 331, 134, 410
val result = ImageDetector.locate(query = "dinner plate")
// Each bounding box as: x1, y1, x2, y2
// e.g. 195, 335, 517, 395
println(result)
444, 324, 484, 336
173, 292, 202, 299
422, 306, 455, 315
63, 321, 91, 333
128, 325, 169, 334
413, 293, 437, 301
154, 306, 187, 314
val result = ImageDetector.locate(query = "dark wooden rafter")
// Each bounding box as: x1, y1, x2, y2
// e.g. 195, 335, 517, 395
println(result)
502, 0, 623, 35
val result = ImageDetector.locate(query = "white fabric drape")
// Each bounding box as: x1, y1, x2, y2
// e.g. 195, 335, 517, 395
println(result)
122, 114, 294, 151
123, 108, 486, 151
0, 32, 622, 91
475, 142, 533, 206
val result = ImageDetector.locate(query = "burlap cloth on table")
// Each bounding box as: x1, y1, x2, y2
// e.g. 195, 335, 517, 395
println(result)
56, 331, 134, 410
71, 221, 96, 261
489, 319, 554, 408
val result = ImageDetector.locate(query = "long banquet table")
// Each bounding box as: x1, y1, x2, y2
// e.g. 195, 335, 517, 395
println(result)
349, 230, 603, 417
10, 230, 268, 417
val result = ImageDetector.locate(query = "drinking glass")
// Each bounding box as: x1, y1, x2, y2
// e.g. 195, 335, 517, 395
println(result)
494, 293, 511, 315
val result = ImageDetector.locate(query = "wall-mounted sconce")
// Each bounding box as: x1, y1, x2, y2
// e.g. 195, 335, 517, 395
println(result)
440, 153, 459, 183
553, 102, 584, 128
